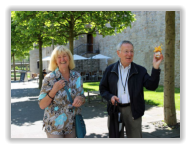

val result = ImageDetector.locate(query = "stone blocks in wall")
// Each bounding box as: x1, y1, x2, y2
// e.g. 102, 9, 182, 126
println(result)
73, 53, 100, 73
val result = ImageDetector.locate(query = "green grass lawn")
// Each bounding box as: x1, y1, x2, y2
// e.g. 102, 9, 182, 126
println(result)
83, 82, 100, 92
144, 86, 180, 111
83, 82, 180, 111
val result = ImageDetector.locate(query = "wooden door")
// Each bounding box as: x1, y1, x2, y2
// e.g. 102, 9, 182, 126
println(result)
87, 34, 93, 53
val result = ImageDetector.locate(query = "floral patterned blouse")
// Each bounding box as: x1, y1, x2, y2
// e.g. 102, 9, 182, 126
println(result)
38, 67, 85, 135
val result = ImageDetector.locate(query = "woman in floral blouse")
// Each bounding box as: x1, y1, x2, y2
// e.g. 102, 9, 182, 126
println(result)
38, 45, 85, 138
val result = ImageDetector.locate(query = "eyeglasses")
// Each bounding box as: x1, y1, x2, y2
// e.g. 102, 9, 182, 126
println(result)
119, 50, 134, 54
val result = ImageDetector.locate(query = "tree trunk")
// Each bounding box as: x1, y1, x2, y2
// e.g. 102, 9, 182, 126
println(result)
38, 38, 43, 89
164, 11, 177, 125
69, 15, 74, 54
69, 36, 73, 54
12, 54, 16, 81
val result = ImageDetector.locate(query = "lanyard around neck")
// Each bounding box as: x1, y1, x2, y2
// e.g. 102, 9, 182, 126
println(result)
119, 67, 130, 94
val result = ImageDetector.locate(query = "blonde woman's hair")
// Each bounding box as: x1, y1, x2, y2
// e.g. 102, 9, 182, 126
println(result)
48, 45, 75, 71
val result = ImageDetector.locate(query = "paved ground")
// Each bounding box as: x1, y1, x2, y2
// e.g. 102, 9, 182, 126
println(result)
11, 80, 180, 138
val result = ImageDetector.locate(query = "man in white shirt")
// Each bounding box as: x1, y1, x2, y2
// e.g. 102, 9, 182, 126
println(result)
117, 62, 131, 104
99, 40, 163, 138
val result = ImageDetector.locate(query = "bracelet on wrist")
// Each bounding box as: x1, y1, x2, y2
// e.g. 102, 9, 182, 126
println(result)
47, 91, 54, 100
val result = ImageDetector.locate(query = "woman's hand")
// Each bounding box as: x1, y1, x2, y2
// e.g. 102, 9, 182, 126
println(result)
72, 96, 84, 107
52, 80, 65, 93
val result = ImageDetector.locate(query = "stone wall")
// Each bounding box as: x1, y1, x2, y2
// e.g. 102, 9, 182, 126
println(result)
74, 35, 87, 49
73, 53, 100, 73
29, 49, 39, 77
29, 45, 54, 77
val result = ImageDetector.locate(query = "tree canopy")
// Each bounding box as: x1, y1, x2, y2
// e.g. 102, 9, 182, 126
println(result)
11, 15, 32, 57
47, 11, 136, 53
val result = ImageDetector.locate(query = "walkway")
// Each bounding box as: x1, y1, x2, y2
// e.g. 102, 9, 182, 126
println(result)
11, 80, 180, 138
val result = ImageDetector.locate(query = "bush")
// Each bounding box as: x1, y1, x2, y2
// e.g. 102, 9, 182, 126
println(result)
15, 66, 19, 70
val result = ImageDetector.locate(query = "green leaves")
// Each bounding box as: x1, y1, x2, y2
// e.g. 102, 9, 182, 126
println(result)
12, 11, 136, 53
11, 15, 32, 56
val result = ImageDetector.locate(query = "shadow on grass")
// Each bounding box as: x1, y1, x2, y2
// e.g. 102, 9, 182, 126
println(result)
83, 87, 98, 92
83, 82, 100, 92
144, 85, 180, 93
84, 82, 100, 86
145, 99, 160, 106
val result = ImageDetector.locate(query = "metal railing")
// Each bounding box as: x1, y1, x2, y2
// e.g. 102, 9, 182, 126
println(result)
74, 44, 100, 55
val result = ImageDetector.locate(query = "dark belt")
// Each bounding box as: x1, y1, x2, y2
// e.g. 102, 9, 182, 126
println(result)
118, 103, 131, 107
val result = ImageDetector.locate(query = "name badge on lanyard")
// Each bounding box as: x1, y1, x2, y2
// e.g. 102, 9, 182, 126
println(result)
121, 93, 128, 104
120, 68, 130, 104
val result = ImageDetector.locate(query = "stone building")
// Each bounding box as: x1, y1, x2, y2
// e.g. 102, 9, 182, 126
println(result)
30, 11, 180, 87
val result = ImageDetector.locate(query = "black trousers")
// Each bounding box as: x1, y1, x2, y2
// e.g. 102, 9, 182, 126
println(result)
108, 105, 142, 138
